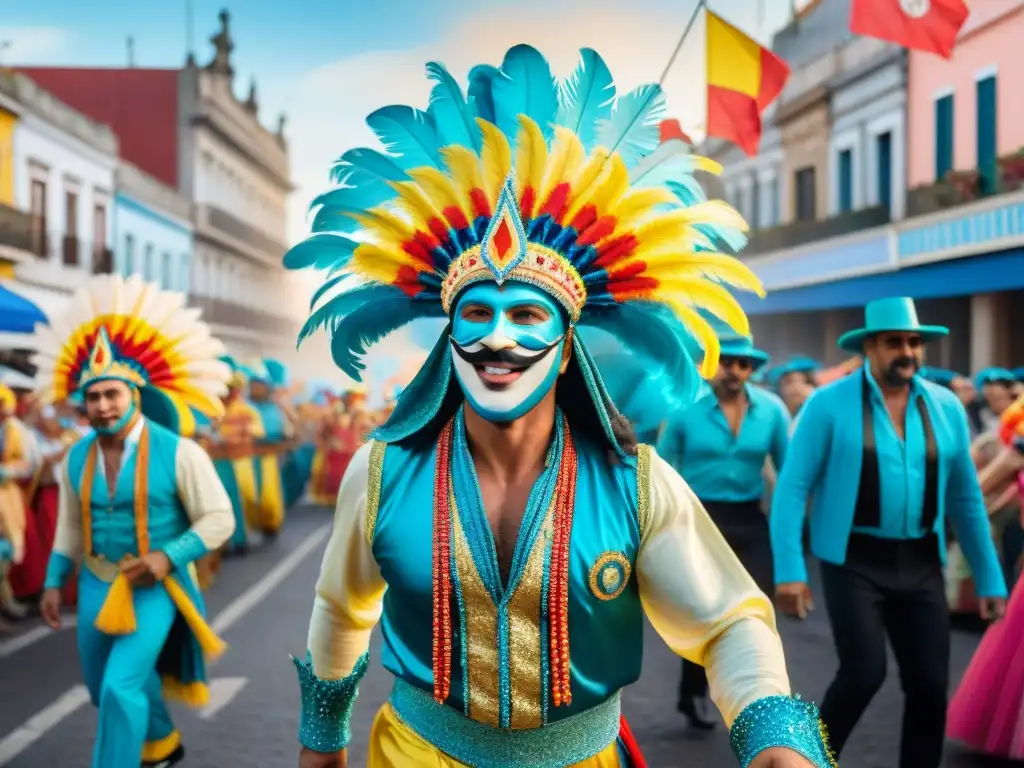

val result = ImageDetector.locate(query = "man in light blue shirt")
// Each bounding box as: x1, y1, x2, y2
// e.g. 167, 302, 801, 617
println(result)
658, 333, 789, 730
770, 297, 1007, 768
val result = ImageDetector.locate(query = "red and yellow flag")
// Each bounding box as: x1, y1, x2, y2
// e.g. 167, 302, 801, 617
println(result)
705, 11, 790, 157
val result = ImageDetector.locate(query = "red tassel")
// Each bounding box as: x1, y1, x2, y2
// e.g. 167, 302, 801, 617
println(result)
432, 420, 454, 703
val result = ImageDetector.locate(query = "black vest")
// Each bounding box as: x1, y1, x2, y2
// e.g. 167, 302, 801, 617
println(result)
852, 372, 940, 531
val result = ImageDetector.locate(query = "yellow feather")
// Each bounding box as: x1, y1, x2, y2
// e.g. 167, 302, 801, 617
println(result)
514, 115, 548, 218
406, 167, 471, 221
349, 207, 416, 245
351, 243, 418, 284
578, 153, 629, 220
652, 278, 751, 337
387, 180, 445, 231
538, 127, 585, 209
477, 118, 511, 209
441, 146, 484, 205
632, 250, 766, 297
692, 155, 723, 176
665, 300, 721, 379
562, 148, 611, 223
610, 187, 678, 228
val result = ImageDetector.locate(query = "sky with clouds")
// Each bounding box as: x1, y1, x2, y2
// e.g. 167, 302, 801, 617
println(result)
1, 0, 798, 390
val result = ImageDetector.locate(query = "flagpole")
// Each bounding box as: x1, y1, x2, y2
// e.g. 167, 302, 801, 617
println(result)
658, 0, 707, 86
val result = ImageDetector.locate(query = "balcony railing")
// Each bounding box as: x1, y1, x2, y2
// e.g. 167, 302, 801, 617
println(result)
741, 205, 891, 256
202, 205, 288, 258
190, 295, 295, 334
906, 154, 1024, 219
29, 230, 114, 272
0, 202, 35, 254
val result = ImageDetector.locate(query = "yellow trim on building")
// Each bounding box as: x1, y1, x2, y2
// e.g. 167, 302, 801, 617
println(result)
0, 107, 15, 206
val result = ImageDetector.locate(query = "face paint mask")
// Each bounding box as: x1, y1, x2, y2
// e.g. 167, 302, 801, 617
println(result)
95, 395, 138, 435
449, 282, 567, 422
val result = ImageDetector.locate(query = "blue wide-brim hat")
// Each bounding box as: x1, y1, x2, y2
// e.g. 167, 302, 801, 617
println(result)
767, 356, 820, 387
975, 366, 1017, 390
719, 336, 770, 371
837, 297, 948, 354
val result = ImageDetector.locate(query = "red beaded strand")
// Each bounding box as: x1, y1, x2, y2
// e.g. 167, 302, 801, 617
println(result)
548, 418, 578, 707
431, 420, 454, 703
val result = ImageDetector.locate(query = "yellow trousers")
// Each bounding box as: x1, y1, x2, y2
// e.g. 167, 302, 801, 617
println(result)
367, 703, 624, 767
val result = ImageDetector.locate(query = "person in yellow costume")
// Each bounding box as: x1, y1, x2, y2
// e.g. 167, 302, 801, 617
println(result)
0, 382, 39, 619
244, 359, 294, 538
284, 44, 833, 768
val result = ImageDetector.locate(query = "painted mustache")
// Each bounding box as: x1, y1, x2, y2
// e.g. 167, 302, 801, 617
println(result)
450, 339, 559, 368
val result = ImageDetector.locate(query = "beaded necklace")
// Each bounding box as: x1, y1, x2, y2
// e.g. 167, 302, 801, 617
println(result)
431, 407, 579, 714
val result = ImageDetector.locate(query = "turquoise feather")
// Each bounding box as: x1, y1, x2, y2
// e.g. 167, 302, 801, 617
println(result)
328, 297, 446, 380
555, 48, 615, 152
592, 351, 689, 432
425, 61, 481, 152
666, 178, 708, 207
283, 232, 359, 270
596, 83, 666, 168
330, 147, 409, 187
310, 187, 386, 233
308, 274, 347, 310
365, 105, 442, 170
467, 64, 499, 123
299, 283, 402, 345
491, 45, 559, 142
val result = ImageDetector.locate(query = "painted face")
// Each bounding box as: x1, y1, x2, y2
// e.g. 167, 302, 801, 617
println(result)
84, 379, 137, 435
450, 282, 567, 422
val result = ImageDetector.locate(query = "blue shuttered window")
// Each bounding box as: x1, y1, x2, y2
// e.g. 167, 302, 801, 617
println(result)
977, 75, 997, 194
934, 94, 954, 180
838, 149, 853, 213
876, 132, 892, 211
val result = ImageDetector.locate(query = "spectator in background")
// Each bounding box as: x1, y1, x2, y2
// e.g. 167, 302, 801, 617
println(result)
767, 357, 820, 418
0, 384, 41, 618
977, 368, 1019, 435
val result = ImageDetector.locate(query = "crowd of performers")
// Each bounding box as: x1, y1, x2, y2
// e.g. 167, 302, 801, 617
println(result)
5, 38, 1024, 768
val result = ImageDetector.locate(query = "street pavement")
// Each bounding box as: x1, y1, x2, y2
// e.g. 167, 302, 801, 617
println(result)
0, 505, 1013, 767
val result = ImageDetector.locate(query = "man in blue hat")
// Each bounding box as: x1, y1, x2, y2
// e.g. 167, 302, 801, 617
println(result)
976, 367, 1019, 435
770, 296, 1008, 768
658, 333, 790, 730
767, 357, 820, 418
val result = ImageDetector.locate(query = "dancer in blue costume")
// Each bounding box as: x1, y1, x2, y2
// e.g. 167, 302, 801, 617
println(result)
33, 275, 235, 768
771, 296, 1007, 768
244, 358, 295, 537
284, 44, 834, 768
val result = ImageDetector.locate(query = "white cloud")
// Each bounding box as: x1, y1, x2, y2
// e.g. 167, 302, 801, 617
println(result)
0, 27, 71, 64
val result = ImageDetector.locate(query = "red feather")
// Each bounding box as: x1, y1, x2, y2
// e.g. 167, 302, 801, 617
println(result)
538, 182, 570, 221
576, 215, 617, 246
593, 234, 639, 268
520, 187, 537, 220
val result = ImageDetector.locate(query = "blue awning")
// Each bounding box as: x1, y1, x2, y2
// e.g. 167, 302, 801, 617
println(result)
0, 284, 47, 333
742, 247, 1024, 315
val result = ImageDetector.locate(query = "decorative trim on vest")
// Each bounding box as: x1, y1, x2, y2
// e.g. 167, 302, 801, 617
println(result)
636, 444, 653, 539
365, 440, 387, 545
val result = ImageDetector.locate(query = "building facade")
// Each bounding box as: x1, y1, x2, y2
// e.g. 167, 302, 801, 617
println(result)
114, 161, 192, 292
2, 71, 117, 327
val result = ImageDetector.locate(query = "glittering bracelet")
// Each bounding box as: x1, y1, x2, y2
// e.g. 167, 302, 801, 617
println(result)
729, 695, 836, 768
293, 650, 369, 753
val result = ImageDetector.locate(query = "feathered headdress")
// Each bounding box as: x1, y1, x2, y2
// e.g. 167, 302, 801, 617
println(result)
31, 275, 231, 437
999, 394, 1024, 447
220, 355, 248, 391
284, 45, 764, 449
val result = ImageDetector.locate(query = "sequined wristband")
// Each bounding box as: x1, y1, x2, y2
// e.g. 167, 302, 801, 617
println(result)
294, 650, 369, 752
729, 695, 835, 768
161, 531, 209, 573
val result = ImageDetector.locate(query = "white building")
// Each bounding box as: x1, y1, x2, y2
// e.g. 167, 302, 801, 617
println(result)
114, 161, 193, 292
4, 72, 117, 322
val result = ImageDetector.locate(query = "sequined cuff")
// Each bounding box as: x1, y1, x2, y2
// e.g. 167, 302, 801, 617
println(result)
293, 650, 369, 752
161, 531, 208, 573
44, 552, 75, 590
729, 695, 835, 768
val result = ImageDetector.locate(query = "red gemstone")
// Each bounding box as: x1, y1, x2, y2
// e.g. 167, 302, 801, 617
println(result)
493, 217, 513, 259
468, 257, 477, 266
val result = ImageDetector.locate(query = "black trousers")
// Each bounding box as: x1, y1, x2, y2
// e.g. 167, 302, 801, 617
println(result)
819, 533, 949, 768
679, 499, 773, 702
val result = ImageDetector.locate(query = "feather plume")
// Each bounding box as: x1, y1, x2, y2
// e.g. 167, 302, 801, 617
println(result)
330, 147, 409, 188
468, 64, 500, 123
595, 83, 666, 168
329, 298, 446, 380
641, 278, 750, 337
351, 242, 431, 285
556, 48, 615, 152
628, 140, 721, 188
425, 61, 481, 153
478, 119, 512, 207
310, 187, 385, 233
299, 283, 403, 344
283, 232, 359, 272
441, 146, 485, 208
665, 300, 721, 378
537, 126, 585, 209
388, 180, 448, 231
348, 207, 416, 245
609, 188, 678, 230
491, 45, 559, 142
514, 116, 548, 218
629, 251, 765, 297
578, 153, 629, 221
406, 167, 471, 223
366, 105, 442, 171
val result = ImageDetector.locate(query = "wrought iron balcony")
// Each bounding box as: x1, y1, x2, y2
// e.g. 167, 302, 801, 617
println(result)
742, 205, 891, 256
0, 202, 35, 254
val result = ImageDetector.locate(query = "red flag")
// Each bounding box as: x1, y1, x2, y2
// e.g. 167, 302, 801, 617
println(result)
850, 0, 968, 59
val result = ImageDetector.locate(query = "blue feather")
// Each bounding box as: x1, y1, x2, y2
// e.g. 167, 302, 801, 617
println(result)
595, 83, 666, 168
299, 283, 402, 345
491, 45, 559, 142
366, 105, 442, 170
308, 274, 347, 310
555, 48, 615, 152
666, 178, 708, 207
283, 232, 359, 271
694, 221, 748, 253
467, 64, 499, 123
592, 351, 689, 432
330, 147, 408, 187
328, 296, 447, 380
309, 187, 385, 234
425, 61, 481, 152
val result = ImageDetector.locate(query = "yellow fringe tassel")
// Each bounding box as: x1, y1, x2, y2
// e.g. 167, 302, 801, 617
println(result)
141, 729, 181, 761
163, 576, 227, 659
162, 677, 211, 708
93, 572, 137, 635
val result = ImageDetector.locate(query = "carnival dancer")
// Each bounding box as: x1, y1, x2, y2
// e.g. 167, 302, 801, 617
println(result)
34, 274, 234, 768
766, 357, 819, 418
0, 383, 41, 615
658, 332, 790, 730
284, 44, 833, 768
308, 399, 355, 506
770, 296, 1007, 768
208, 357, 263, 554
245, 358, 294, 538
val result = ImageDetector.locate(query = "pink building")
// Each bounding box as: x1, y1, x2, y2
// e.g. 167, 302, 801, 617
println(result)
907, 1, 1024, 189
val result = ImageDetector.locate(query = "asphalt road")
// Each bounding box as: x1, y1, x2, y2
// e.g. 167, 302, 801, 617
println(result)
0, 505, 1013, 768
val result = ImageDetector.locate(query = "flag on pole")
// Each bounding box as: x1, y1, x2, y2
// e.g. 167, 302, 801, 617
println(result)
705, 11, 790, 157
850, 0, 968, 59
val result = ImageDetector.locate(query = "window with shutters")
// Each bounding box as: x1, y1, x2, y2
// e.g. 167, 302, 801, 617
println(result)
794, 167, 816, 221
976, 75, 997, 194
934, 93, 954, 180
876, 132, 892, 211
838, 149, 853, 213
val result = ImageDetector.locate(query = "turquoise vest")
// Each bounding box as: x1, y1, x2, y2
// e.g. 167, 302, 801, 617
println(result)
371, 429, 643, 730
67, 421, 189, 561
252, 401, 287, 442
